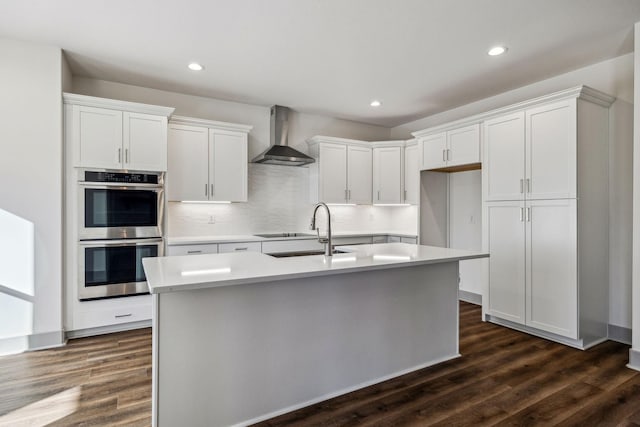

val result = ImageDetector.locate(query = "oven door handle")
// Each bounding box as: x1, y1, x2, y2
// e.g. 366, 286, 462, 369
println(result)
78, 238, 164, 247
78, 182, 163, 190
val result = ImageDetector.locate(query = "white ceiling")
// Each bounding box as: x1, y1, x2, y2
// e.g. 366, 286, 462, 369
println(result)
1, 0, 639, 127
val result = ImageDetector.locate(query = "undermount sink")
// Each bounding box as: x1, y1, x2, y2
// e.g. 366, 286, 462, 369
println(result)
253, 233, 315, 238
268, 249, 347, 258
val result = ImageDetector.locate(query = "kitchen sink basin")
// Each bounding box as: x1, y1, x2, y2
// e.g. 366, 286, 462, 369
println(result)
268, 249, 347, 258
253, 233, 315, 238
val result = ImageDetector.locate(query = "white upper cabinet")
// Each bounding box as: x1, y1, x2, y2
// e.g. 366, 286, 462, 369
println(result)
167, 124, 209, 201
403, 141, 419, 205
373, 145, 402, 204
317, 142, 348, 203
124, 112, 168, 172
347, 146, 373, 204
308, 137, 371, 204
417, 124, 480, 171
210, 129, 248, 202
484, 100, 576, 202
64, 93, 174, 172
526, 101, 576, 200
484, 112, 526, 201
167, 117, 252, 202
420, 132, 447, 170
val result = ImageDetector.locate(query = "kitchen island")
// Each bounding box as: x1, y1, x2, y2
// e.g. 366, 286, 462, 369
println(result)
142, 243, 487, 427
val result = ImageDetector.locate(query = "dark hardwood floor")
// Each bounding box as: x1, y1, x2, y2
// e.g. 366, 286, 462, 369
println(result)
1, 302, 638, 426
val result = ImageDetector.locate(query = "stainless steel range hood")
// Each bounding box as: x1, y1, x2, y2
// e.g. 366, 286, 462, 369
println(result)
252, 105, 315, 166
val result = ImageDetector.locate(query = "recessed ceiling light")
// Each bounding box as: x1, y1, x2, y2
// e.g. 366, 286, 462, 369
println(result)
488, 46, 507, 56
370, 100, 381, 107
188, 62, 204, 71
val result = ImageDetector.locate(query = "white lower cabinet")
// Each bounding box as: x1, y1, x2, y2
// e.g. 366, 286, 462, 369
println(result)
218, 242, 262, 253
487, 199, 578, 341
167, 243, 219, 256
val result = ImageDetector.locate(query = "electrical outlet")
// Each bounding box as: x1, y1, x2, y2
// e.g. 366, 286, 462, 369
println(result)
208, 215, 216, 224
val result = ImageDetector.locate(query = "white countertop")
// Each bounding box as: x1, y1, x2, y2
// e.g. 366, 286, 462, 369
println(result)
143, 243, 488, 294
166, 231, 418, 245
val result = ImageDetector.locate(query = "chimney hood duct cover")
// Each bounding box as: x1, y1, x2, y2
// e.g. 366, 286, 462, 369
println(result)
252, 105, 315, 166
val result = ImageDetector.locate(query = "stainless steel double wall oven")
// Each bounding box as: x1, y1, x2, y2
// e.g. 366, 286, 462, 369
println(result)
78, 169, 164, 300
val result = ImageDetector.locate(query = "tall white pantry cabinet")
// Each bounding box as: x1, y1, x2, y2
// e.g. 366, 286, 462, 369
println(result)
482, 86, 615, 349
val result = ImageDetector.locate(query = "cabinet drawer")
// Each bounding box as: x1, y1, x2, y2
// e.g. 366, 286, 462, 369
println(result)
74, 303, 151, 330
261, 239, 324, 254
218, 242, 262, 253
167, 244, 218, 256
401, 237, 418, 244
372, 235, 388, 244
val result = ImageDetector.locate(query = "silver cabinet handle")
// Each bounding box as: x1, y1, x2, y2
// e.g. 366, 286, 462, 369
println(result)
404, 190, 407, 200
447, 149, 451, 161
234, 247, 248, 251
344, 189, 348, 200
442, 149, 446, 162
526, 178, 531, 193
210, 184, 214, 198
526, 207, 531, 222
125, 148, 129, 163
118, 148, 122, 163
205, 184, 208, 197
187, 250, 202, 254
520, 207, 524, 222
115, 313, 132, 319
348, 189, 351, 200
520, 179, 524, 193
377, 190, 380, 200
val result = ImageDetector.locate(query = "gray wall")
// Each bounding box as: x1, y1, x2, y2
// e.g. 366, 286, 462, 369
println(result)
0, 37, 64, 353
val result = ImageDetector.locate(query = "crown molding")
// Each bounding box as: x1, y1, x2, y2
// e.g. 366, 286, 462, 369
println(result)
306, 135, 372, 148
412, 85, 616, 138
63, 93, 175, 117
170, 115, 253, 133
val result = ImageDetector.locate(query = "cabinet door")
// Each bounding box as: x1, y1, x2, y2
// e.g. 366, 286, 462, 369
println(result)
447, 124, 480, 167
373, 146, 402, 204
210, 129, 248, 202
318, 143, 347, 203
123, 112, 168, 172
487, 201, 526, 325
74, 106, 123, 169
347, 145, 372, 204
167, 124, 209, 201
404, 144, 419, 204
420, 132, 447, 170
484, 112, 525, 201
526, 199, 577, 338
526, 101, 576, 200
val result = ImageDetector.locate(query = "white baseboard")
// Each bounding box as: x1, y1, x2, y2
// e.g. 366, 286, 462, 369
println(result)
628, 348, 640, 372
459, 290, 481, 305
608, 324, 632, 345
66, 319, 151, 339
0, 330, 65, 356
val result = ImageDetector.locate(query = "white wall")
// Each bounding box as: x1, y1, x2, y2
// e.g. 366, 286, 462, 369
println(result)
72, 78, 420, 237
630, 22, 640, 369
0, 37, 64, 354
395, 54, 635, 329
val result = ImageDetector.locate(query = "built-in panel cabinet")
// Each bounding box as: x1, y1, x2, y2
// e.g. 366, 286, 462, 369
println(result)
417, 123, 480, 171
167, 116, 252, 202
482, 86, 613, 348
64, 93, 174, 172
403, 141, 419, 205
308, 137, 371, 204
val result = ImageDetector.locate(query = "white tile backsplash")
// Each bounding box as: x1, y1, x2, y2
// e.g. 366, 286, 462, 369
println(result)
167, 163, 417, 237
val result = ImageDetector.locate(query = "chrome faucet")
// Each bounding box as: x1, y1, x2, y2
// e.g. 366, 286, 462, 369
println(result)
310, 202, 333, 256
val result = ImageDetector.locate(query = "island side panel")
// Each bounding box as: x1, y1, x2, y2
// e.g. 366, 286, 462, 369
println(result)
156, 262, 459, 427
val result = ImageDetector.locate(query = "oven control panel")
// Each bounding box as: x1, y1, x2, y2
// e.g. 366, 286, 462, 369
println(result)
84, 171, 159, 184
